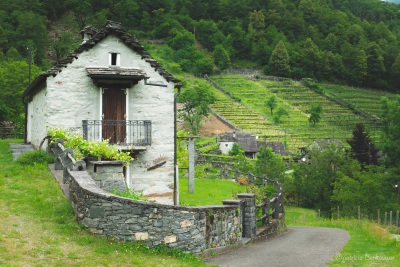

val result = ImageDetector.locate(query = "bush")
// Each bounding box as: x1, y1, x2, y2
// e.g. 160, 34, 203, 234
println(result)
17, 150, 54, 165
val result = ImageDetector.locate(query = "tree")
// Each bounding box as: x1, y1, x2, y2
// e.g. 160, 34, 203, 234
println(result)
248, 10, 265, 42
254, 146, 286, 181
381, 95, 400, 167
51, 31, 79, 62
290, 144, 355, 216
265, 96, 277, 115
308, 103, 322, 126
365, 42, 386, 89
178, 84, 215, 135
273, 106, 289, 124
347, 123, 379, 166
72, 0, 92, 30
229, 143, 243, 156
390, 53, 400, 92
0, 60, 41, 125
213, 44, 231, 71
301, 38, 321, 78
332, 167, 398, 218
267, 40, 290, 77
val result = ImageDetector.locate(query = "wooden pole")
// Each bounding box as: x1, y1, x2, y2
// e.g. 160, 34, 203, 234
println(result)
337, 206, 340, 220
390, 211, 392, 227
358, 206, 360, 220
188, 138, 195, 193
396, 210, 399, 227
378, 209, 380, 225
385, 212, 387, 225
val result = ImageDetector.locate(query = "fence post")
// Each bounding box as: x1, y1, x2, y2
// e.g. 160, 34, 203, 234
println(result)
390, 211, 393, 227
248, 172, 254, 184
337, 206, 340, 220
237, 193, 256, 239
188, 138, 195, 193
272, 193, 280, 220
274, 180, 284, 215
262, 174, 267, 186
358, 206, 360, 221
378, 209, 380, 225
385, 212, 387, 225
262, 197, 270, 226
396, 210, 399, 227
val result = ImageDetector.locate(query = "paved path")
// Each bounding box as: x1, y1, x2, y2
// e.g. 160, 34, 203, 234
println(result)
206, 226, 349, 267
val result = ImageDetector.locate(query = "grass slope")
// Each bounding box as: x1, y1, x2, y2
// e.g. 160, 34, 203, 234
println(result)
0, 139, 206, 267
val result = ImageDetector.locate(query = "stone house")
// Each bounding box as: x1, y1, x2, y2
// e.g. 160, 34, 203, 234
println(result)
217, 131, 291, 158
22, 21, 180, 204
217, 131, 258, 158
298, 138, 345, 163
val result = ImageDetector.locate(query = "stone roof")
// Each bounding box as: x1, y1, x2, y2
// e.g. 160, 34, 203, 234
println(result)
86, 67, 147, 78
23, 21, 179, 98
259, 141, 292, 156
217, 131, 258, 153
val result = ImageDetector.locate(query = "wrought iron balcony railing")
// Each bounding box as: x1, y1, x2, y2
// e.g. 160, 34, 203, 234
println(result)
82, 120, 151, 146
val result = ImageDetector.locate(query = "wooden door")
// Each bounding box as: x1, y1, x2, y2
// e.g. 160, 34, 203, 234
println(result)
102, 88, 126, 144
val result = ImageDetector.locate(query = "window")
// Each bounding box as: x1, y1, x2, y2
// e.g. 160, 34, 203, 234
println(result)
109, 52, 120, 66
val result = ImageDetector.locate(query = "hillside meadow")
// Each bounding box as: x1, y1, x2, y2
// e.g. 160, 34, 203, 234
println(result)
0, 139, 207, 267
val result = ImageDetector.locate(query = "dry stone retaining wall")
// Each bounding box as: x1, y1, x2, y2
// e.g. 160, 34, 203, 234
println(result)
67, 170, 241, 254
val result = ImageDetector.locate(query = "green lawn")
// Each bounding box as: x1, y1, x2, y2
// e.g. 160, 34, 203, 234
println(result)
179, 177, 246, 206
0, 139, 207, 267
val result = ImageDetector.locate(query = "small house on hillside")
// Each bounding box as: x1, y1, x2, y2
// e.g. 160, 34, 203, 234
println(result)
22, 21, 180, 204
258, 141, 292, 156
217, 131, 258, 158
217, 131, 292, 158
298, 138, 345, 163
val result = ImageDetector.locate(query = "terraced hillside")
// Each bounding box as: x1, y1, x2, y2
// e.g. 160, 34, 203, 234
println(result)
209, 83, 286, 138
208, 75, 383, 152
322, 84, 395, 117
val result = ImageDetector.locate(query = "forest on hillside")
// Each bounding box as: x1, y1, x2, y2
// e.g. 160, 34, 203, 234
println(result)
1, 0, 400, 125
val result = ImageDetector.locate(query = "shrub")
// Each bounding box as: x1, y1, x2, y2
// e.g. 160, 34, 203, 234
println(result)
17, 150, 54, 165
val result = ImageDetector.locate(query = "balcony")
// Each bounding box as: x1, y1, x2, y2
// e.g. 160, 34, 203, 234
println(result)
82, 120, 151, 148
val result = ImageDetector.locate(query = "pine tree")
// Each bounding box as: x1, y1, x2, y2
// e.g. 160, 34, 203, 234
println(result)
347, 123, 378, 166
268, 40, 290, 77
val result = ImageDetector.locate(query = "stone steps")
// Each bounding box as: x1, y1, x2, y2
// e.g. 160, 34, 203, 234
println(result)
10, 143, 35, 160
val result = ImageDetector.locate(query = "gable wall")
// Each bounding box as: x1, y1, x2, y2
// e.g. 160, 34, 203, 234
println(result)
27, 83, 47, 149
47, 35, 174, 203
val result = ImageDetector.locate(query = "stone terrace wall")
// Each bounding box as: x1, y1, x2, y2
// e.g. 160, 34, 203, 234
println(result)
67, 170, 241, 254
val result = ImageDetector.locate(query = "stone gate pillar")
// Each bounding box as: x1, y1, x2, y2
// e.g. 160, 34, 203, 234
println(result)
237, 193, 256, 239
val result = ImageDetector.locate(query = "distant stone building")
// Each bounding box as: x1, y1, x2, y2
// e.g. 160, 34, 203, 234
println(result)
217, 131, 258, 158
217, 131, 291, 158
22, 21, 180, 204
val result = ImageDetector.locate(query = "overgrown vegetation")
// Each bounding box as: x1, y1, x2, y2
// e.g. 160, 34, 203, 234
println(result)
111, 189, 149, 202
48, 127, 133, 165
16, 150, 54, 165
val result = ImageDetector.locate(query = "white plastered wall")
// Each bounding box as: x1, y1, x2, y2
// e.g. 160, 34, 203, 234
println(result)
29, 35, 175, 204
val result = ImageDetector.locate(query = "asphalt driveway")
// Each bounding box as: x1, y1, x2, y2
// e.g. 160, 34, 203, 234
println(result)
206, 226, 350, 267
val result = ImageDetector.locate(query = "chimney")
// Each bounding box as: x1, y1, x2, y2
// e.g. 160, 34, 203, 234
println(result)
80, 26, 98, 44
